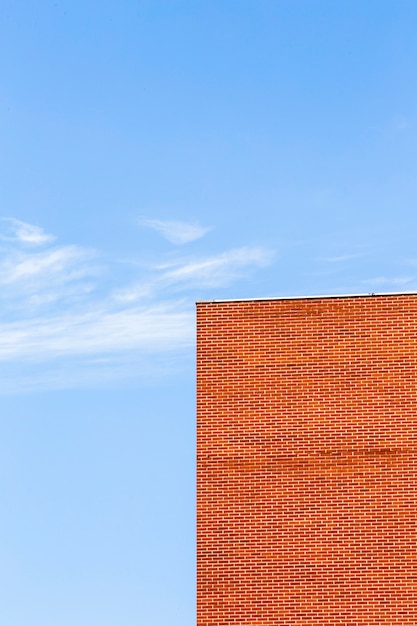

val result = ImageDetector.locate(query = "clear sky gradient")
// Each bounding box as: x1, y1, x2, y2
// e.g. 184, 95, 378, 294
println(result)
1, 1, 417, 624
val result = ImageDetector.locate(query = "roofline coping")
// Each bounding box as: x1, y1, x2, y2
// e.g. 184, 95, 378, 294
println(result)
196, 290, 417, 304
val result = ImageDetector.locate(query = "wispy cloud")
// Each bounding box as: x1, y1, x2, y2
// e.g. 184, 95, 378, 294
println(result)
317, 253, 365, 263
0, 243, 99, 319
0, 245, 94, 285
159, 247, 274, 287
0, 217, 55, 246
138, 217, 212, 244
361, 276, 415, 287
114, 246, 274, 302
0, 304, 193, 362
0, 218, 274, 391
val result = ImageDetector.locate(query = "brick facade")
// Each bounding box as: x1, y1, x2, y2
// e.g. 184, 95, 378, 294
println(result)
197, 294, 417, 626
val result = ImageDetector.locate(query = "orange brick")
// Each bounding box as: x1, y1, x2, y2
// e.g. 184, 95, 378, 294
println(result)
197, 294, 417, 626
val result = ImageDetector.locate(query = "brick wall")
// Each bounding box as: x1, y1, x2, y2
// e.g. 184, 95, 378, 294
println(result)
196, 294, 417, 626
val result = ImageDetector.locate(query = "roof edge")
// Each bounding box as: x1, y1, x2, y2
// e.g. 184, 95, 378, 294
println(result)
196, 290, 417, 304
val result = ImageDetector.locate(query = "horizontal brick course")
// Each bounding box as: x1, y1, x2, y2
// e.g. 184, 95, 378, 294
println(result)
197, 294, 417, 626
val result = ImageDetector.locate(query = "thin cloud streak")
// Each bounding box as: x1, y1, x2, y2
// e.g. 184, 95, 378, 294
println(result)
139, 217, 212, 244
0, 304, 194, 361
160, 247, 274, 287
114, 246, 275, 302
361, 276, 415, 287
0, 218, 275, 391
0, 245, 95, 285
317, 253, 364, 263
0, 217, 55, 246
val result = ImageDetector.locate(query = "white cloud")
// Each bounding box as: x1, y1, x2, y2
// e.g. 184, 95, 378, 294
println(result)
159, 247, 274, 288
0, 218, 274, 391
139, 217, 212, 244
0, 217, 55, 246
318, 253, 364, 263
0, 304, 193, 362
361, 276, 415, 287
113, 282, 154, 303
0, 245, 94, 285
0, 242, 99, 319
113, 246, 275, 303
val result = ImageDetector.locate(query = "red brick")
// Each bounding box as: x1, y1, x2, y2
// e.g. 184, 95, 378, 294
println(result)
197, 294, 417, 626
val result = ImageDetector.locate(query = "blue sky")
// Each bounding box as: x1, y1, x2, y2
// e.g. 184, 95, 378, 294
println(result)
1, 1, 417, 624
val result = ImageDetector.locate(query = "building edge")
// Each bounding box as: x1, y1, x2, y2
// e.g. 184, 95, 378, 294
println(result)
196, 289, 417, 304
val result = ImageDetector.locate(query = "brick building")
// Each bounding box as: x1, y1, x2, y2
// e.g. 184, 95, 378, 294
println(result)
197, 293, 417, 626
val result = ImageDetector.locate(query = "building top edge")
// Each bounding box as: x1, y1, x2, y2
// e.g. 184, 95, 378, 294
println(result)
196, 290, 417, 304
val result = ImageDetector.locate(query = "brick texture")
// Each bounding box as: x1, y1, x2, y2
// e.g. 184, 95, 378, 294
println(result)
196, 294, 417, 626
